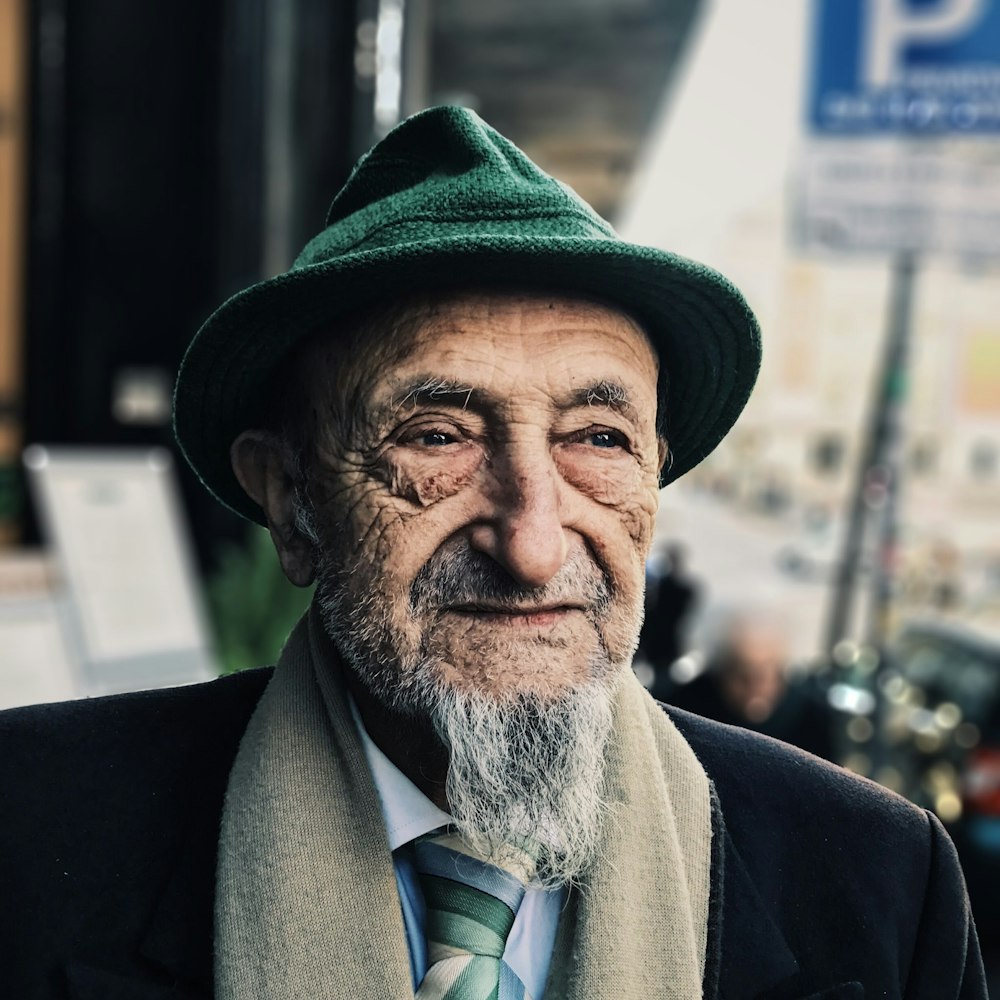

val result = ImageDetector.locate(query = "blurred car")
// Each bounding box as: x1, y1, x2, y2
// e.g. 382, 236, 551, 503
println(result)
774, 512, 872, 584
775, 513, 844, 582
882, 620, 1000, 939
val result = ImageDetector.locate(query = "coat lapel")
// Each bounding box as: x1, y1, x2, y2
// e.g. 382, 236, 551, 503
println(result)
65, 819, 216, 999
716, 830, 800, 999
137, 815, 218, 986
65, 769, 221, 1000
706, 785, 865, 1000
707, 786, 800, 1000
65, 962, 208, 1000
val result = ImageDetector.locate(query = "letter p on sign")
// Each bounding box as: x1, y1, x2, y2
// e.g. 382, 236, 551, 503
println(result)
865, 0, 989, 87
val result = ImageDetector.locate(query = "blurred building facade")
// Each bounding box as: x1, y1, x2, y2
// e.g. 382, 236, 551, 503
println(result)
694, 211, 1000, 628
2, 0, 701, 568
0, 0, 705, 699
699, 235, 1000, 609
622, 0, 1000, 642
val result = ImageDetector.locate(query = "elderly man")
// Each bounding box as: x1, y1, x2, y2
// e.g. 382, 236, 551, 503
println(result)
0, 107, 986, 999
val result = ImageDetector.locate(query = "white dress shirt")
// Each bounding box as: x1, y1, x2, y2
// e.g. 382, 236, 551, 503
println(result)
350, 701, 566, 997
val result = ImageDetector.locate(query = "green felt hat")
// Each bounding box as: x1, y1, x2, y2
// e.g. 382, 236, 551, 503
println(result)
174, 105, 761, 524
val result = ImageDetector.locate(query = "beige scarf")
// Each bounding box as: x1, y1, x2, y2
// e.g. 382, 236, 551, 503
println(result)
215, 607, 713, 999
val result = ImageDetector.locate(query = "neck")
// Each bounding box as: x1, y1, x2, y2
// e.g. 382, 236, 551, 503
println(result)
345, 667, 451, 810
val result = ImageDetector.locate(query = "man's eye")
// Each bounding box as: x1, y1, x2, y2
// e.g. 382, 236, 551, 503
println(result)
416, 430, 455, 447
589, 430, 625, 449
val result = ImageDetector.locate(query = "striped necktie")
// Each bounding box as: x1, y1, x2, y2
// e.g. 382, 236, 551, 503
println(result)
413, 829, 537, 1000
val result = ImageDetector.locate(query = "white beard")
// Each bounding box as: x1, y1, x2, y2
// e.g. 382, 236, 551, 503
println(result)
310, 533, 623, 887
427, 678, 614, 888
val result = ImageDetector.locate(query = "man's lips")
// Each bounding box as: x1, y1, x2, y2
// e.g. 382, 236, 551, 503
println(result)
444, 603, 587, 626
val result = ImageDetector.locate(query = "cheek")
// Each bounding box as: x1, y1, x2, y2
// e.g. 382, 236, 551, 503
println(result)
553, 443, 661, 532
375, 447, 483, 507
555, 455, 640, 507
323, 451, 484, 604
557, 453, 660, 550
622, 485, 660, 552
572, 494, 659, 663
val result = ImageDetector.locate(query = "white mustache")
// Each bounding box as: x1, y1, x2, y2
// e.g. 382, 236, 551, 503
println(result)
409, 542, 610, 615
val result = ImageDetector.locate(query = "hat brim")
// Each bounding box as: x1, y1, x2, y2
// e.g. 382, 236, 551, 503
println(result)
174, 235, 761, 525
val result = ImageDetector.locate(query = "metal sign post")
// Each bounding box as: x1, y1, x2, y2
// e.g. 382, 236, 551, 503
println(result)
824, 252, 918, 651
865, 252, 918, 646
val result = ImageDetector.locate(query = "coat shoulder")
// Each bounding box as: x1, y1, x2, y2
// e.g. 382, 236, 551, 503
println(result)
664, 705, 987, 999
0, 668, 273, 863
665, 701, 927, 838
0, 668, 274, 999
0, 667, 272, 766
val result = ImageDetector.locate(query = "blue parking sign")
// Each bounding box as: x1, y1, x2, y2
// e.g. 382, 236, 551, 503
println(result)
810, 0, 1000, 133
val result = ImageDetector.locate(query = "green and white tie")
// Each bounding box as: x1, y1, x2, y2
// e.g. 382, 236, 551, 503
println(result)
413, 829, 537, 1000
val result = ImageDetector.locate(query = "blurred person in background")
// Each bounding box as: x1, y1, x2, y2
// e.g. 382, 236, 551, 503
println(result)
669, 610, 835, 761
638, 541, 701, 701
0, 107, 986, 999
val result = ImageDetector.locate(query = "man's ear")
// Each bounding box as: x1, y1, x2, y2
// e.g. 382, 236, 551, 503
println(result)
230, 430, 316, 587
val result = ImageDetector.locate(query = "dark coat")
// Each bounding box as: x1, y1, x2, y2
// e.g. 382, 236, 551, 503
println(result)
0, 668, 987, 1000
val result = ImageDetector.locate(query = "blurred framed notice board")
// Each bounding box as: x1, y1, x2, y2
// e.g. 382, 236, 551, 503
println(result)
23, 446, 216, 697
0, 553, 76, 710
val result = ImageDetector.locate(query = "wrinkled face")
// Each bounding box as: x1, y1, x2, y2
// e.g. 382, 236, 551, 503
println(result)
300, 292, 664, 704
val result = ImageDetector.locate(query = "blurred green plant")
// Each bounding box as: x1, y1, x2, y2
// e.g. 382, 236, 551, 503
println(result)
205, 526, 314, 674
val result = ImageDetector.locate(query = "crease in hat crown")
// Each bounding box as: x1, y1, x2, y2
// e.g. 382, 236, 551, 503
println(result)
174, 104, 762, 525
293, 106, 618, 271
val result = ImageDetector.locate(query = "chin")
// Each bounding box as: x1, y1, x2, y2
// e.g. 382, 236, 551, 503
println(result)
420, 629, 616, 702
428, 659, 597, 703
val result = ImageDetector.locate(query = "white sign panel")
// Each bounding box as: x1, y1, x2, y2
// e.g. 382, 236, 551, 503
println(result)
0, 554, 78, 709
796, 137, 1000, 255
25, 447, 215, 693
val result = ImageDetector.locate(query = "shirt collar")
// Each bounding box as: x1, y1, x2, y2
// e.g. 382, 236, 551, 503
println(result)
349, 695, 452, 850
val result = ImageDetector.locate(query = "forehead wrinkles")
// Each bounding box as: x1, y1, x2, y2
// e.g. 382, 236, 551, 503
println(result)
291, 291, 660, 442
420, 296, 655, 361
294, 299, 438, 436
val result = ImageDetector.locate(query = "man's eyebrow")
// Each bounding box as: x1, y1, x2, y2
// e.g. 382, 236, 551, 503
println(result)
388, 376, 476, 412
377, 376, 639, 421
565, 380, 638, 420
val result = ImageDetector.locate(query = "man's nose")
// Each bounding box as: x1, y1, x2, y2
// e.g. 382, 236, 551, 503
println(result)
468, 449, 569, 589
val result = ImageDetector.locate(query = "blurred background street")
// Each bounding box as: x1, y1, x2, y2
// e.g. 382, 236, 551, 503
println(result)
654, 483, 836, 662
0, 0, 998, 980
